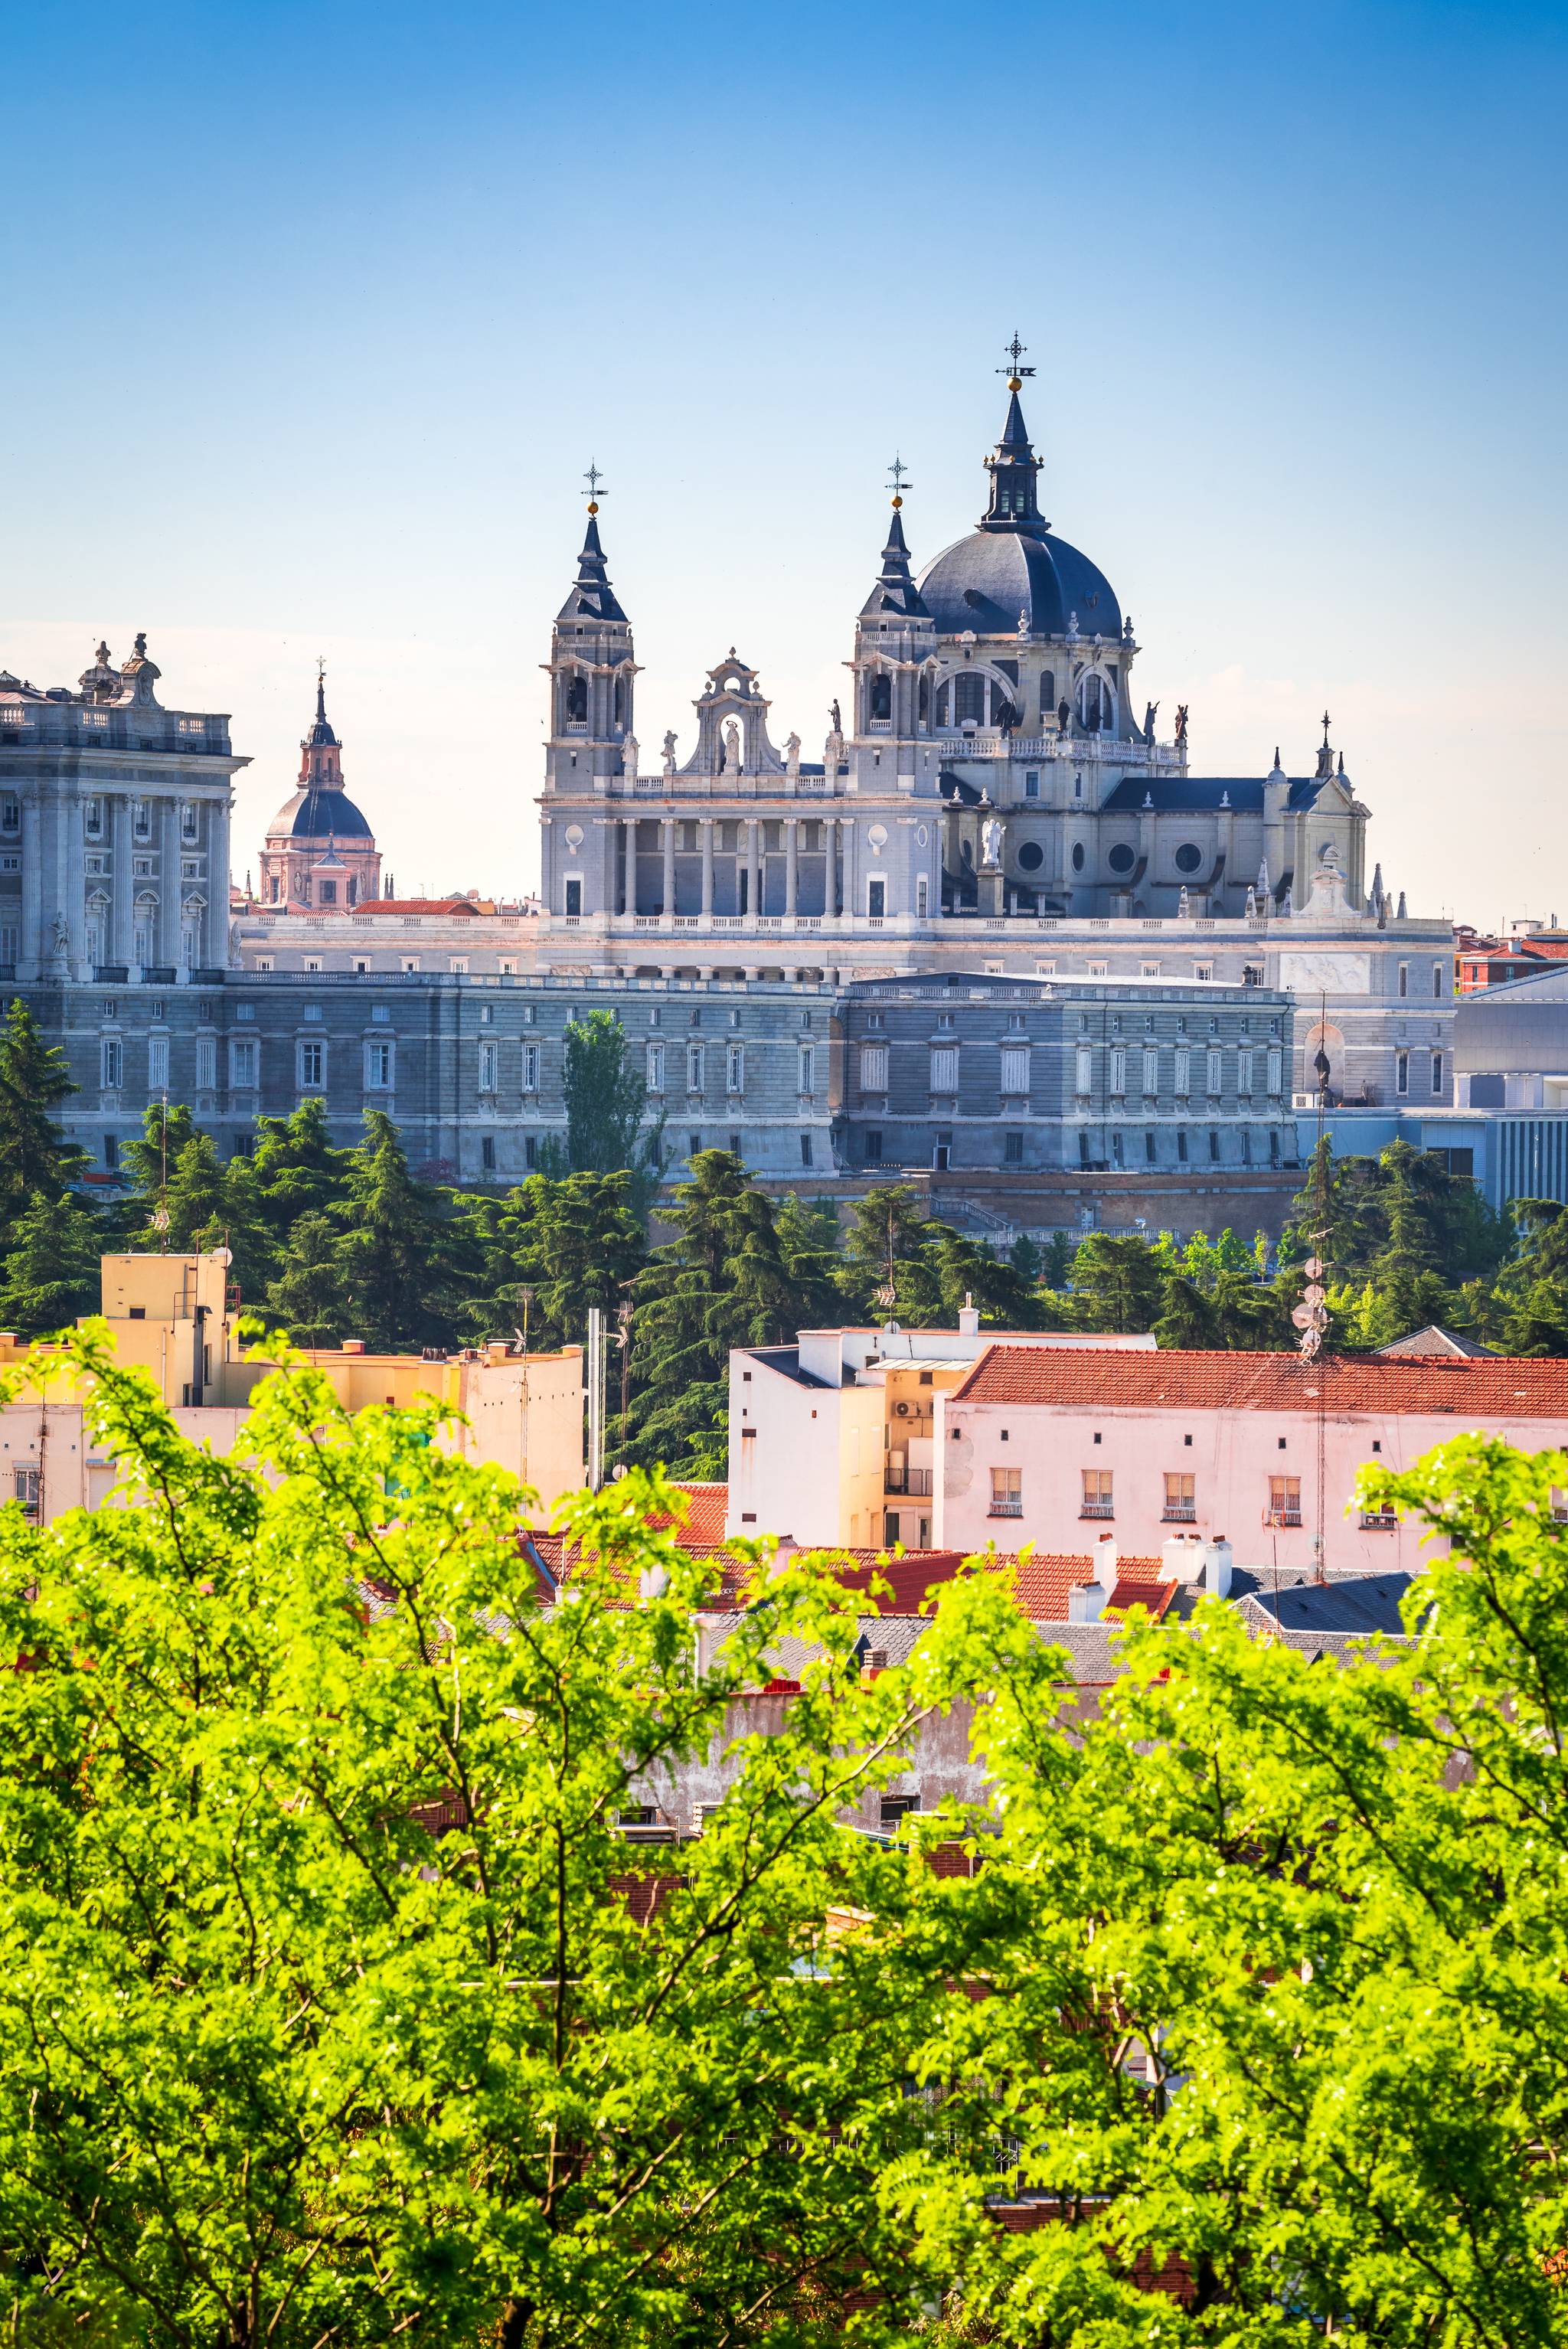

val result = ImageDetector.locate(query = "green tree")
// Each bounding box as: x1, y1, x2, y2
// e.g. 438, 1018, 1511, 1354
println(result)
460, 1169, 648, 1352
0, 1193, 103, 1336
1495, 1197, 1568, 1354
1008, 1230, 1042, 1286
262, 1210, 354, 1347
838, 1184, 933, 1320
1068, 1231, 1163, 1332
562, 1006, 655, 1181
629, 1151, 794, 1473
0, 1328, 1024, 2347
0, 998, 84, 1220
336, 1109, 456, 1351
773, 1192, 845, 1331
250, 1096, 352, 1240
119, 1097, 201, 1201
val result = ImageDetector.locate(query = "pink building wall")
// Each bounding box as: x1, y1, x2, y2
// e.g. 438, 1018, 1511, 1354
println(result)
936, 1387, 1568, 1580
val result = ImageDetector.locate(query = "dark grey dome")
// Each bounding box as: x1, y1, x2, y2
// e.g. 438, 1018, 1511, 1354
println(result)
270, 786, 374, 841
916, 524, 1121, 642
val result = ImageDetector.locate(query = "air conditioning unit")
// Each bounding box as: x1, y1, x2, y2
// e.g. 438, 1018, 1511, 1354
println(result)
895, 1400, 910, 1416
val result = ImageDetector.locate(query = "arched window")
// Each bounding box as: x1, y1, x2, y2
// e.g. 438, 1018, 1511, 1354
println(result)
954, 672, 985, 724
1038, 669, 1055, 716
566, 673, 588, 724
935, 680, 950, 727
870, 672, 892, 722
132, 895, 156, 967
613, 675, 626, 727
85, 898, 106, 968
1076, 672, 1115, 733
917, 674, 930, 724
181, 898, 205, 969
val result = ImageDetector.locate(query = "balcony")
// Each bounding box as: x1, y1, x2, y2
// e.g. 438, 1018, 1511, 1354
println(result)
1080, 1500, 1114, 1521
1263, 1507, 1303, 1527
1359, 1510, 1398, 1532
988, 1501, 1023, 1519
1161, 1503, 1197, 1524
885, 1465, 933, 1497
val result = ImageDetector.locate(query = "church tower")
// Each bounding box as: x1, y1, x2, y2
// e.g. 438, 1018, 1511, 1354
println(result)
259, 671, 381, 911
850, 466, 937, 746
540, 479, 639, 919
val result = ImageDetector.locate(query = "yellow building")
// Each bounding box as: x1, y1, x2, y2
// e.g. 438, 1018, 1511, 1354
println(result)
0, 1250, 584, 1524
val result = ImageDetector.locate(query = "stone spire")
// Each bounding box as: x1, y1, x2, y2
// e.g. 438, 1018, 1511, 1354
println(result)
982, 335, 1046, 530
859, 494, 930, 622
557, 508, 627, 626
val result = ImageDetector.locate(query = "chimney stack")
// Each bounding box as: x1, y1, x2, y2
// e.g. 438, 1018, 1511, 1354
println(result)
956, 1291, 981, 1338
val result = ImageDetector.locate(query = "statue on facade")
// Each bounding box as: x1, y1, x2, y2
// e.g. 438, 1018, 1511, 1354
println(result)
784, 730, 801, 773
981, 815, 1003, 869
723, 719, 741, 773
1065, 611, 1080, 643
1016, 608, 1029, 639
662, 730, 678, 774
828, 698, 841, 736
1174, 704, 1189, 746
50, 910, 70, 965
1142, 700, 1159, 744
623, 735, 639, 781
1057, 697, 1070, 735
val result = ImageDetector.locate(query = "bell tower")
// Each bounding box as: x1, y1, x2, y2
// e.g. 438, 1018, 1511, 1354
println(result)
851, 459, 936, 743
544, 467, 637, 773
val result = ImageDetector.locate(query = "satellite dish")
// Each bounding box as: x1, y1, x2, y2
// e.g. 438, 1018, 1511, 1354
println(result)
213, 1247, 233, 1269
1304, 1256, 1324, 1278
1302, 1282, 1325, 1307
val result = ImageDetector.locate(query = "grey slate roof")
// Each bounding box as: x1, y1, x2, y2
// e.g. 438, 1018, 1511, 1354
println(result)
270, 785, 374, 841
916, 524, 1121, 641
1237, 1571, 1416, 1640
1100, 776, 1328, 815
1375, 1325, 1495, 1358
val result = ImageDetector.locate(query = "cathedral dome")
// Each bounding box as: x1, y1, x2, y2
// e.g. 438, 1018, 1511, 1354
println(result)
916, 524, 1121, 642
269, 785, 375, 841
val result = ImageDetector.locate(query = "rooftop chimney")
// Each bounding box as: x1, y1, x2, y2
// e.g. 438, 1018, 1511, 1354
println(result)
956, 1290, 981, 1338
341, 1339, 366, 1356
1069, 1580, 1109, 1622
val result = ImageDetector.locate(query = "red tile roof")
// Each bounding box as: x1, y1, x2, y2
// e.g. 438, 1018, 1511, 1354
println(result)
952, 1345, 1568, 1420
351, 896, 481, 917
1104, 1576, 1181, 1620
652, 1482, 728, 1544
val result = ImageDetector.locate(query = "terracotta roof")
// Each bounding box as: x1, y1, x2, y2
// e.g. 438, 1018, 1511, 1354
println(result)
1103, 1576, 1181, 1620
951, 1345, 1568, 1419
652, 1482, 728, 1544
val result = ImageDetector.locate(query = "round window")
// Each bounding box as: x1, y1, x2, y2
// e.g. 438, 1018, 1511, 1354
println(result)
1107, 843, 1135, 874
1018, 841, 1044, 871
1071, 842, 1086, 872
1174, 842, 1203, 874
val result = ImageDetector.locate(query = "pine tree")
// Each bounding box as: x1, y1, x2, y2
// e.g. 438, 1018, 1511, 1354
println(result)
773, 1194, 843, 1330
0, 1192, 104, 1336
838, 1184, 933, 1320
263, 1212, 354, 1348
561, 1008, 655, 1184
251, 1099, 351, 1243
458, 1171, 647, 1351
1008, 1231, 1042, 1286
133, 1134, 228, 1253
1068, 1233, 1164, 1333
0, 998, 84, 1220
336, 1111, 454, 1351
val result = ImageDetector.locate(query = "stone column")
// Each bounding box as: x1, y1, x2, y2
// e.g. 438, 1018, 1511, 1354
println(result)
746, 818, 760, 924
209, 792, 233, 968
157, 799, 181, 969
109, 793, 132, 969
18, 791, 41, 976
662, 816, 676, 921
700, 818, 714, 920
621, 817, 635, 915
825, 817, 838, 919
784, 818, 799, 920
838, 818, 854, 920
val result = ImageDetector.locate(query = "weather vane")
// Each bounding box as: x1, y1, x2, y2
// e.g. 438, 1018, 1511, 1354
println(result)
316, 653, 326, 685
583, 461, 605, 515
998, 331, 1035, 390
886, 453, 912, 508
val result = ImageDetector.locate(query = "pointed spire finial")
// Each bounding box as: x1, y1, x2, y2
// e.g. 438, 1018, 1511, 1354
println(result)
887, 452, 912, 509
996, 330, 1035, 394
583, 460, 605, 517
315, 654, 327, 724
1273, 745, 1281, 769
1321, 710, 1332, 745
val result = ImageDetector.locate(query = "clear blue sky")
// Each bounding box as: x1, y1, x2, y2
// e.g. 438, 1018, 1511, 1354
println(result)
2, 0, 1563, 924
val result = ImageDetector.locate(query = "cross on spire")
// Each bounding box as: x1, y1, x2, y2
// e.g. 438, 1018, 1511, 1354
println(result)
997, 330, 1035, 389
886, 452, 912, 507
583, 461, 606, 515
1321, 710, 1332, 743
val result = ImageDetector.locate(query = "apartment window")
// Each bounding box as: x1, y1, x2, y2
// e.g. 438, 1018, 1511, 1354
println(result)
1164, 1472, 1196, 1522
647, 1042, 665, 1093
800, 1132, 814, 1168
1081, 1469, 1113, 1520
687, 1044, 704, 1093
298, 1040, 325, 1090
1206, 1047, 1223, 1094
366, 1041, 394, 1090
1432, 1050, 1444, 1095
798, 1045, 815, 1096
990, 1467, 1022, 1518
1267, 1475, 1302, 1526
1396, 1049, 1410, 1096
479, 1039, 499, 1093
195, 1036, 216, 1092
929, 1044, 959, 1093
230, 1038, 258, 1088
1000, 1043, 1030, 1095
13, 1468, 41, 1522
1004, 1131, 1023, 1165
860, 1041, 889, 1093
481, 1135, 496, 1171
521, 1042, 539, 1093
0, 800, 17, 833
1398, 962, 1409, 999
1074, 1044, 1093, 1096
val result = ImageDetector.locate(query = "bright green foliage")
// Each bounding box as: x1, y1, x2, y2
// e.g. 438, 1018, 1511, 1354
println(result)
460, 1168, 649, 1351
773, 1192, 844, 1330
1491, 1197, 1568, 1354
119, 1097, 201, 1201
561, 1006, 655, 1187
0, 1192, 104, 1335
0, 998, 84, 1219
0, 1329, 1022, 2347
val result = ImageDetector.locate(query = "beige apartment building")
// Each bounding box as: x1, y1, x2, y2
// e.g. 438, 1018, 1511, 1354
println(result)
0, 1250, 583, 1524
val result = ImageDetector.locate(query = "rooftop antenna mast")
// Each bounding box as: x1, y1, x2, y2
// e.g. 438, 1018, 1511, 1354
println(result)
1289, 990, 1334, 1580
